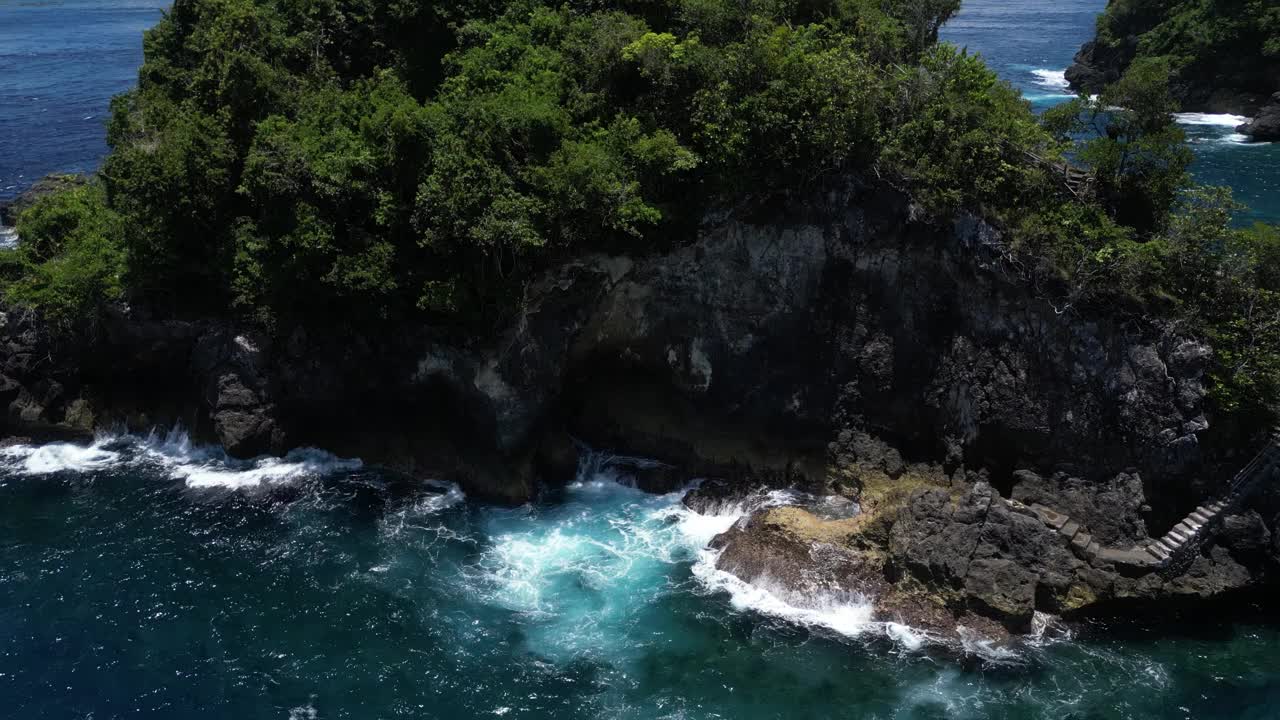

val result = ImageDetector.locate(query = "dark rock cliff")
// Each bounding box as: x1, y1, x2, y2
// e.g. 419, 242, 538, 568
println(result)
1, 178, 1211, 497
3, 177, 1275, 635
6, 180, 1209, 494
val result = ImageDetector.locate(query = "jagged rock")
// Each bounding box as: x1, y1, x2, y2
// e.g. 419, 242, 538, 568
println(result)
1064, 40, 1126, 96
193, 331, 284, 458
1165, 545, 1253, 597
831, 430, 905, 482
1219, 511, 1272, 553
963, 559, 1037, 631
1236, 94, 1280, 142
683, 478, 766, 515
711, 506, 872, 596
1010, 470, 1148, 545
887, 484, 1087, 629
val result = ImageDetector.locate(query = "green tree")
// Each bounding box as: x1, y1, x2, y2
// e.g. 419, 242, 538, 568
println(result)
2, 183, 126, 332
1043, 58, 1193, 234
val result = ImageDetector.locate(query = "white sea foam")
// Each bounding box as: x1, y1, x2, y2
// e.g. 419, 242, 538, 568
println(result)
1031, 69, 1069, 90
177, 449, 361, 489
690, 554, 880, 638
957, 626, 1023, 664
886, 622, 930, 651
1027, 610, 1072, 647
1174, 112, 1247, 127
1, 439, 121, 474
0, 225, 18, 250
1219, 132, 1273, 145
669, 485, 897, 646
0, 427, 361, 489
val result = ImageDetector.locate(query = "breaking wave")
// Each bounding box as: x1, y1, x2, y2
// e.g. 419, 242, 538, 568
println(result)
0, 427, 361, 489
1174, 112, 1247, 127
1031, 68, 1069, 89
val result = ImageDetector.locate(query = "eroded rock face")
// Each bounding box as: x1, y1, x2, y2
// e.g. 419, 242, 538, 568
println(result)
1011, 470, 1147, 546
888, 484, 1093, 631
192, 330, 284, 457
563, 182, 1207, 499
0, 178, 1215, 508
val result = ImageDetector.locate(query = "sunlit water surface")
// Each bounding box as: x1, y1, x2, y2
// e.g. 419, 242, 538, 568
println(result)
1, 433, 1278, 719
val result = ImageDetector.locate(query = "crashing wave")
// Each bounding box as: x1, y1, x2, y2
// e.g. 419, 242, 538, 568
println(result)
689, 552, 882, 638
1, 438, 121, 474
1174, 112, 1247, 127
0, 426, 362, 489
1031, 68, 1069, 90
668, 484, 922, 649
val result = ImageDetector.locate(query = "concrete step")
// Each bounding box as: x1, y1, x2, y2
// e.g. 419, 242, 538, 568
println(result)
1147, 543, 1170, 561
1058, 520, 1080, 540
1177, 521, 1200, 535
1190, 511, 1210, 524
1086, 541, 1100, 557
1071, 532, 1093, 552
1155, 538, 1178, 554
1168, 529, 1189, 544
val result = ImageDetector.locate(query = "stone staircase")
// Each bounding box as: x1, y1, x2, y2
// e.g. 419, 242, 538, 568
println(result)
1019, 430, 1280, 573
1018, 502, 1103, 562
1144, 435, 1280, 572
1143, 498, 1230, 564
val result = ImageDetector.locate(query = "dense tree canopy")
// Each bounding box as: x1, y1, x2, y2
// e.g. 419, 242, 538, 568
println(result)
80, 0, 973, 324
1084, 0, 1280, 107
4, 0, 1280, 420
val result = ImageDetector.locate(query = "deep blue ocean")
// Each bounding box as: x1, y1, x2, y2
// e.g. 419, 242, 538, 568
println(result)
2, 2, 1280, 719
0, 0, 165, 203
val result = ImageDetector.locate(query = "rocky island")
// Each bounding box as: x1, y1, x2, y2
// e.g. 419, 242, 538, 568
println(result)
1066, 0, 1280, 141
2, 0, 1279, 653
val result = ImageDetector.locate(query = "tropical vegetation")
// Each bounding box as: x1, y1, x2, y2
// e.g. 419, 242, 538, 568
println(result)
2, 0, 1278, 421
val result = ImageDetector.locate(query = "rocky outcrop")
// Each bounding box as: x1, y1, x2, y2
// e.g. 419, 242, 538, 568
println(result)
1236, 94, 1280, 142
1010, 469, 1147, 546
4, 169, 1272, 636
1065, 5, 1279, 119
705, 471, 1276, 641
1064, 40, 1130, 98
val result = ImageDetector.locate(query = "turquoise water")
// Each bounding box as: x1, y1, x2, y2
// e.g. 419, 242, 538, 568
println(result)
2, 432, 1279, 719
941, 0, 1280, 225
3, 2, 1280, 717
